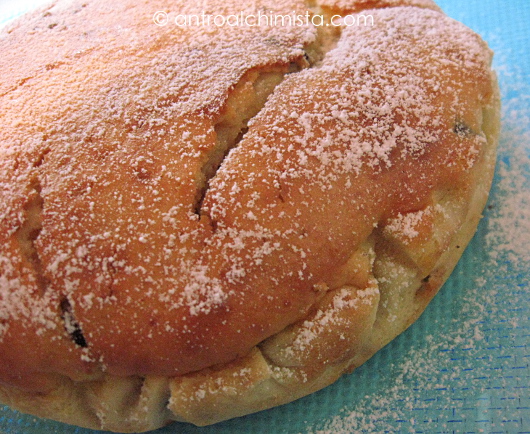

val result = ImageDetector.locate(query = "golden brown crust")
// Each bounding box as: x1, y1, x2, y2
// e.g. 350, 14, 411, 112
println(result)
0, 0, 500, 431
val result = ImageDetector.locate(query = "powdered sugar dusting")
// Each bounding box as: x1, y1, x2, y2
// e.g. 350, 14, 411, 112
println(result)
287, 284, 379, 356
384, 208, 432, 241
486, 119, 530, 264
0, 0, 320, 375
310, 35, 530, 434
0, 0, 503, 391
0, 0, 522, 431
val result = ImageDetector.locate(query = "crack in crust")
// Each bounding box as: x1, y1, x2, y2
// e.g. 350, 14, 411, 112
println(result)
60, 297, 88, 348
192, 2, 344, 218
194, 63, 315, 217
15, 178, 48, 295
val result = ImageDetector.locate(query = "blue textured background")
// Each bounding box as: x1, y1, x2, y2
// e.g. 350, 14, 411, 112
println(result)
1, 0, 529, 432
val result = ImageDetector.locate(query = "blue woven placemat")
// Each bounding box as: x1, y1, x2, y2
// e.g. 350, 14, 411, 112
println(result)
1, 0, 529, 433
